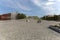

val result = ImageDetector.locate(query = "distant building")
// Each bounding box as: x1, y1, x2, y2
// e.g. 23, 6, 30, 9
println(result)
0, 13, 11, 20
0, 12, 18, 20
46, 15, 54, 17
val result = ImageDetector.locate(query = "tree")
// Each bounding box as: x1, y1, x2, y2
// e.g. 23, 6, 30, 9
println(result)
32, 16, 40, 20
41, 15, 60, 21
16, 13, 26, 19
28, 16, 40, 20
54, 15, 58, 21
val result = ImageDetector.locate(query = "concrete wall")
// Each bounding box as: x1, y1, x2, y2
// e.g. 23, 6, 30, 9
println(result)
11, 12, 17, 20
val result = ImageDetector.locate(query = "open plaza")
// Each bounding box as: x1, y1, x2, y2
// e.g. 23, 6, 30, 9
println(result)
0, 19, 60, 40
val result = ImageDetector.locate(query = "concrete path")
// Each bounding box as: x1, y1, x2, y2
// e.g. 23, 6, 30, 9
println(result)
0, 19, 60, 40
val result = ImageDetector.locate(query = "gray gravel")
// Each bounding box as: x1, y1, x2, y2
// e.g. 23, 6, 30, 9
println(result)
0, 19, 60, 40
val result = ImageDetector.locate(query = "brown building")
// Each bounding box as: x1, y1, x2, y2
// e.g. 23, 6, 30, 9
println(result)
0, 13, 11, 20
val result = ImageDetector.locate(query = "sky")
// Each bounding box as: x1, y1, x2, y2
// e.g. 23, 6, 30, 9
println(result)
0, 0, 60, 17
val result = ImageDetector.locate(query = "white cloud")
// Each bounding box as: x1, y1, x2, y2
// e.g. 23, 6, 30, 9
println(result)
45, 2, 55, 5
15, 2, 31, 11
57, 0, 60, 2
48, 0, 55, 1
47, 12, 60, 15
0, 0, 31, 11
31, 0, 56, 15
31, 0, 55, 8
31, 0, 41, 7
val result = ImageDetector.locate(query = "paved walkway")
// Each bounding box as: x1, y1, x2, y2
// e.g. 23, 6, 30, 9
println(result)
0, 19, 60, 40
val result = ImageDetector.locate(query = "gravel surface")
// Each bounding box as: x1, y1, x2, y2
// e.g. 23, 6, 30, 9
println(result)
0, 19, 60, 40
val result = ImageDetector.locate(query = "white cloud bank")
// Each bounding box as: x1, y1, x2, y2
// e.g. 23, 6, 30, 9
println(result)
31, 0, 59, 15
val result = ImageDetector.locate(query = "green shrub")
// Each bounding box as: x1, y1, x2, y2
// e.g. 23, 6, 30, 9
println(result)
16, 13, 26, 19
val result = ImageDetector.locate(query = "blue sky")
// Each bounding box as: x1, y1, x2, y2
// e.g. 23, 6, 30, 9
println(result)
0, 0, 60, 17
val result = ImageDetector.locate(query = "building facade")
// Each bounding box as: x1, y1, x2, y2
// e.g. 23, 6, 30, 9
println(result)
0, 13, 11, 20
